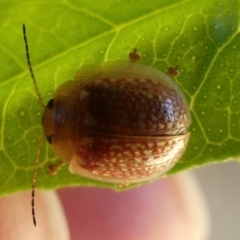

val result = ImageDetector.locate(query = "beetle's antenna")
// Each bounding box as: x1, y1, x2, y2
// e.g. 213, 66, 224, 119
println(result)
31, 135, 44, 226
22, 24, 45, 107
23, 24, 45, 226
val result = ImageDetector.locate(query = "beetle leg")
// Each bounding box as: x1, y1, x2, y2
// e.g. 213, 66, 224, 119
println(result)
48, 161, 65, 175
129, 48, 141, 62
168, 66, 180, 77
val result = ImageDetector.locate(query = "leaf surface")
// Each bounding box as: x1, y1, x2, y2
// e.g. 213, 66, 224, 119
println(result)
0, 0, 239, 194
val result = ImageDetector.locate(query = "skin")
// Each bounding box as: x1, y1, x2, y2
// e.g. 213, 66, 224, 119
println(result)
0, 172, 209, 240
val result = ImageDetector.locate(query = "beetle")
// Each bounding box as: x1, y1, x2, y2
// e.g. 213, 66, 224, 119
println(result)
22, 24, 191, 226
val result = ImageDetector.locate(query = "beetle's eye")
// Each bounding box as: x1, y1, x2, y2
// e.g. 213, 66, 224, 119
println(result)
46, 136, 52, 144
47, 99, 54, 108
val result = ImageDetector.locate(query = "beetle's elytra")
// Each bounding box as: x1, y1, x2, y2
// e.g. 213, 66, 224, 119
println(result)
23, 25, 190, 225
45, 60, 191, 183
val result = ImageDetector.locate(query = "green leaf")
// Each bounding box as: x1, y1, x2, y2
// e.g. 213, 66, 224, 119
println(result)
0, 0, 239, 194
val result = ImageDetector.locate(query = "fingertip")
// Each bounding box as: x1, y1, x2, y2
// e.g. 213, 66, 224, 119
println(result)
0, 191, 69, 240
59, 172, 210, 240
